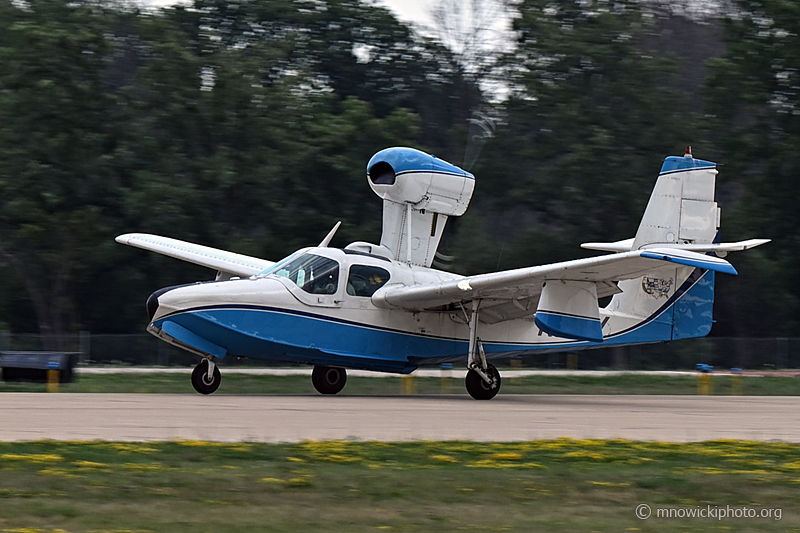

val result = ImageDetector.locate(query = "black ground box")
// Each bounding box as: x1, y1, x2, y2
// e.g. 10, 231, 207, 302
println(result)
0, 352, 78, 383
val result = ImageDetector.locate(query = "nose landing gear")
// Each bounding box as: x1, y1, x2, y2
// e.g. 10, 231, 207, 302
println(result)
192, 358, 221, 394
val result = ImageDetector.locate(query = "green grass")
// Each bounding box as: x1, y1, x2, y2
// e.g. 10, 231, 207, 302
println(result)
0, 372, 798, 395
0, 439, 798, 532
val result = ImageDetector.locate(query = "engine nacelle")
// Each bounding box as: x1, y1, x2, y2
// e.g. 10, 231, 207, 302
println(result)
365, 147, 475, 267
367, 147, 474, 216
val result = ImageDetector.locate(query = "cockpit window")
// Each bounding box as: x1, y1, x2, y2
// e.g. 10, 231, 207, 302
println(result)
257, 250, 305, 277
347, 265, 390, 297
268, 253, 339, 295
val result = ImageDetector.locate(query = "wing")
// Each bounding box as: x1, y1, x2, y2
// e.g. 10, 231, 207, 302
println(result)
115, 233, 274, 278
372, 248, 736, 323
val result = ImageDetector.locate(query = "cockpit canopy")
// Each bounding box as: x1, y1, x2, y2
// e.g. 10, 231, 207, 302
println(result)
258, 250, 390, 298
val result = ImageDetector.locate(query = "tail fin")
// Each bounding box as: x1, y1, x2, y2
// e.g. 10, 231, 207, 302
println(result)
632, 152, 720, 249
604, 152, 721, 342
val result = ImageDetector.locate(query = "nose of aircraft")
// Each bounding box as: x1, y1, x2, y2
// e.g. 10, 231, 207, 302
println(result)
146, 277, 296, 323
147, 291, 158, 320
146, 284, 192, 320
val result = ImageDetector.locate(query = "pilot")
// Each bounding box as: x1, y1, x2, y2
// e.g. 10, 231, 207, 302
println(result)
358, 272, 386, 296
347, 269, 388, 296
366, 273, 385, 293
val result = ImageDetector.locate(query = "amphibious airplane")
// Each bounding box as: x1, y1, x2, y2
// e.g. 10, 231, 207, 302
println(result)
117, 146, 768, 399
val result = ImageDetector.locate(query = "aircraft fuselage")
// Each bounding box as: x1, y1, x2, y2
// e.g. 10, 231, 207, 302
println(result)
149, 245, 708, 374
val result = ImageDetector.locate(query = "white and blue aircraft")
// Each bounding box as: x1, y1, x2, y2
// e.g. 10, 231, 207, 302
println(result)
117, 147, 768, 399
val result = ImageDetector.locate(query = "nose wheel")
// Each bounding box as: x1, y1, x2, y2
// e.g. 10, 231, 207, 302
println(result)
311, 365, 347, 395
191, 359, 221, 394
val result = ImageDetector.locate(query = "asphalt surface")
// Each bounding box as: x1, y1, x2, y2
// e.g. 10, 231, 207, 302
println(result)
75, 368, 700, 377
1, 393, 798, 442
75, 368, 797, 377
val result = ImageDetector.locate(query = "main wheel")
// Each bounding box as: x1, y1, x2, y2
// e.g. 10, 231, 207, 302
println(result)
465, 364, 501, 400
191, 360, 221, 395
311, 365, 347, 395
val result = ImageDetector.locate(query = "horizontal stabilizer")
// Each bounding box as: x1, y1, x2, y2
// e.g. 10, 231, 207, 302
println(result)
580, 238, 634, 252
582, 238, 770, 254
642, 239, 771, 253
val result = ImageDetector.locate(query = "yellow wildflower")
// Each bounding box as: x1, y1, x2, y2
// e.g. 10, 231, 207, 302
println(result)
429, 455, 459, 463
1, 453, 64, 464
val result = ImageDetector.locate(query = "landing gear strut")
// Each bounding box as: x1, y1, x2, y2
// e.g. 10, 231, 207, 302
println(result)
191, 358, 221, 395
465, 300, 501, 400
312, 365, 347, 395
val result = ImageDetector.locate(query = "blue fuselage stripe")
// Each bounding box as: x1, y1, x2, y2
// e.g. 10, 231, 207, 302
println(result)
153, 269, 713, 370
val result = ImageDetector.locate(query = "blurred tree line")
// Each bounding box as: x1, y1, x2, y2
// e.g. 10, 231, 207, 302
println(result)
0, 0, 794, 341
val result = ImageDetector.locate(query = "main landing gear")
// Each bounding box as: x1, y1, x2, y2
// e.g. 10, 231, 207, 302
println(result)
464, 300, 501, 400
312, 365, 347, 395
189, 359, 347, 396
192, 358, 221, 395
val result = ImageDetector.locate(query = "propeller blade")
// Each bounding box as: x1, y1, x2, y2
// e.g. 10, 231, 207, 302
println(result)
463, 110, 497, 171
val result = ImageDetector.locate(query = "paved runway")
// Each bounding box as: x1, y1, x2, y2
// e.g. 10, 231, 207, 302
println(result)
1, 394, 799, 442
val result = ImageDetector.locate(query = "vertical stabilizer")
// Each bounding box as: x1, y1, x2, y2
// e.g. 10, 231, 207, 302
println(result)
605, 151, 720, 342
632, 152, 719, 250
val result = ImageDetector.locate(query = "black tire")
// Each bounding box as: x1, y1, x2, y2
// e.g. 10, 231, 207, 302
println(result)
311, 365, 347, 395
191, 360, 221, 395
465, 364, 501, 400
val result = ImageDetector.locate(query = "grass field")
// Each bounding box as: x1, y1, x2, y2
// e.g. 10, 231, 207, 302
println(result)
0, 439, 797, 532
0, 371, 798, 396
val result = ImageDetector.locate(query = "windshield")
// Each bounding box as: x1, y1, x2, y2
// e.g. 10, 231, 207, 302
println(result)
256, 250, 306, 277
261, 252, 340, 295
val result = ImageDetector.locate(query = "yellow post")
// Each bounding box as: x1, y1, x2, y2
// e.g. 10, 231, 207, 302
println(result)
731, 368, 743, 396
402, 374, 416, 395
696, 364, 713, 395
440, 364, 452, 394
47, 366, 59, 393
697, 373, 712, 395
567, 352, 578, 370
510, 358, 521, 384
